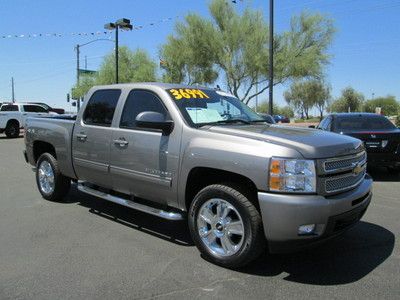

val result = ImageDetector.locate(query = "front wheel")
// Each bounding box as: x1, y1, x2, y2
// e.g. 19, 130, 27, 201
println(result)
188, 184, 265, 268
36, 153, 71, 201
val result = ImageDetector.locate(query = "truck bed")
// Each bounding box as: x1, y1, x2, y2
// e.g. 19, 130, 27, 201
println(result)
25, 116, 77, 179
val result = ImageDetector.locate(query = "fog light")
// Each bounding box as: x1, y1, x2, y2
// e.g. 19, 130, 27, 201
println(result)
298, 224, 316, 235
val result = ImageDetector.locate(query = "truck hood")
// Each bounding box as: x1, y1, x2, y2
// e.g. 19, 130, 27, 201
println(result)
205, 124, 363, 159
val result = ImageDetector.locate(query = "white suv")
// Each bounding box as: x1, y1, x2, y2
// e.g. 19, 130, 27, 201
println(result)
0, 103, 54, 138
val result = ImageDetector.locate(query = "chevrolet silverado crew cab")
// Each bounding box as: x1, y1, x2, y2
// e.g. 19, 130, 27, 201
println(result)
24, 83, 372, 268
0, 102, 56, 138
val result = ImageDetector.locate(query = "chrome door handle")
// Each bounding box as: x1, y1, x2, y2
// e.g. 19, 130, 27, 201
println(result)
113, 139, 129, 147
76, 133, 87, 141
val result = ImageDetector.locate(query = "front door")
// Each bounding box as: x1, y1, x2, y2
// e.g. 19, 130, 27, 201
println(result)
110, 89, 180, 205
72, 89, 121, 188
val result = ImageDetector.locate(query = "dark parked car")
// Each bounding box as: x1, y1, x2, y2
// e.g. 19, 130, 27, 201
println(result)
257, 113, 276, 124
273, 115, 290, 123
314, 113, 400, 173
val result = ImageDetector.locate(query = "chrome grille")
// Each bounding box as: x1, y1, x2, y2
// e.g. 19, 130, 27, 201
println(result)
325, 167, 366, 194
324, 151, 366, 173
319, 151, 367, 195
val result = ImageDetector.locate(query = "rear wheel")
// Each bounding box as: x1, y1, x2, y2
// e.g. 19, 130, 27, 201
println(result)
36, 153, 71, 201
5, 121, 19, 138
188, 184, 265, 268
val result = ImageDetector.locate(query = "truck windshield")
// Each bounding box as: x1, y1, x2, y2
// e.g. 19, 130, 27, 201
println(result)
336, 115, 396, 131
166, 88, 264, 127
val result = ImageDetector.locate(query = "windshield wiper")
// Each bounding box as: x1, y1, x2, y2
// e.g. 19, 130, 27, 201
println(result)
249, 120, 270, 123
215, 119, 251, 125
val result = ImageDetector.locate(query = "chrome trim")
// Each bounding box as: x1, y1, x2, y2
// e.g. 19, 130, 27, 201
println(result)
77, 182, 184, 220
324, 164, 367, 194
323, 151, 366, 174
110, 165, 172, 187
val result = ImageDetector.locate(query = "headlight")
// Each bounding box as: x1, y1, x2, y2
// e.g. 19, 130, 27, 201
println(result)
269, 158, 316, 193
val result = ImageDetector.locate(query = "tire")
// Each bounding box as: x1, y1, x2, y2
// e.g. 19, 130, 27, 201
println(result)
36, 153, 71, 201
188, 184, 265, 268
5, 121, 19, 138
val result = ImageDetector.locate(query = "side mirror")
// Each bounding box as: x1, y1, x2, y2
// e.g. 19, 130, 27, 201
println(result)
135, 111, 174, 134
308, 125, 316, 129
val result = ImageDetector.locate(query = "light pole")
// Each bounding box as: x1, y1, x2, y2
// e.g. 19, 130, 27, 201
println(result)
74, 38, 114, 111
268, 0, 274, 115
104, 18, 133, 84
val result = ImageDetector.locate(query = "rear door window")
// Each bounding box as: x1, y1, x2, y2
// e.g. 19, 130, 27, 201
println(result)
23, 105, 48, 113
1, 105, 19, 112
83, 89, 121, 126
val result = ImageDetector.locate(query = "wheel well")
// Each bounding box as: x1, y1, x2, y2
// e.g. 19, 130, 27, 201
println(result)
185, 167, 258, 210
33, 141, 56, 162
6, 119, 19, 128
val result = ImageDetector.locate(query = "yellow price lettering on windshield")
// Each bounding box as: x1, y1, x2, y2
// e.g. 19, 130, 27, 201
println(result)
168, 88, 209, 100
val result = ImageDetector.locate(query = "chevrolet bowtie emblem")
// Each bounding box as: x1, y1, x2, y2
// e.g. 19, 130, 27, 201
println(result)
353, 163, 363, 176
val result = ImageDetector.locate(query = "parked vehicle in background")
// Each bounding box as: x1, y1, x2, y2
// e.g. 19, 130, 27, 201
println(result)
27, 102, 65, 114
0, 103, 55, 138
24, 83, 372, 268
314, 113, 400, 173
257, 113, 276, 124
273, 114, 290, 123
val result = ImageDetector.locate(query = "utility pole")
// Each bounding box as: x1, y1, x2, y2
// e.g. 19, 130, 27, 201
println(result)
255, 73, 258, 112
268, 0, 274, 115
75, 44, 81, 111
11, 77, 15, 103
115, 26, 119, 83
85, 55, 87, 70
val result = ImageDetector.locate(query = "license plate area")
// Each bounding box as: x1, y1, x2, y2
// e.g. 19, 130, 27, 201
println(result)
365, 141, 381, 148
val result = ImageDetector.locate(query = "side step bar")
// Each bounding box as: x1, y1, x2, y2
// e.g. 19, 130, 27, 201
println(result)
77, 183, 185, 221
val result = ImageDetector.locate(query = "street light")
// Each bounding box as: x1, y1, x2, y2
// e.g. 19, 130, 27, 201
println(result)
268, 0, 274, 115
104, 18, 133, 84
74, 38, 114, 111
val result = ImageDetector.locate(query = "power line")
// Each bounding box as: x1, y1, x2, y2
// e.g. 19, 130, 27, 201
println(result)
0, 15, 180, 40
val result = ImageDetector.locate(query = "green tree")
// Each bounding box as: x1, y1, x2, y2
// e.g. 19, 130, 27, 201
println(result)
363, 95, 399, 115
160, 0, 334, 104
257, 103, 294, 118
328, 87, 364, 113
284, 80, 330, 119
71, 47, 157, 98
97, 47, 157, 84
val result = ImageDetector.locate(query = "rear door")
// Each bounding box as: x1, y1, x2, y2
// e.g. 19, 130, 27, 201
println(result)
109, 89, 181, 205
72, 89, 121, 188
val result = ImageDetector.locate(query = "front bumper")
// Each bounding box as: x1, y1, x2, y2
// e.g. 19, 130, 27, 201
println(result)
258, 175, 373, 253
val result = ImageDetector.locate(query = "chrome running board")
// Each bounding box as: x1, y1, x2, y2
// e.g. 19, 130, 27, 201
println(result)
77, 182, 184, 221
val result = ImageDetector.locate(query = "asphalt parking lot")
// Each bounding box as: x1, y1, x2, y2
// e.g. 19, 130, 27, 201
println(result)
0, 135, 399, 299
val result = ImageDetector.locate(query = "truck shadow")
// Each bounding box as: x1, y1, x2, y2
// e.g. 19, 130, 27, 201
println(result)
367, 166, 400, 182
64, 185, 194, 247
64, 186, 394, 286
238, 221, 395, 285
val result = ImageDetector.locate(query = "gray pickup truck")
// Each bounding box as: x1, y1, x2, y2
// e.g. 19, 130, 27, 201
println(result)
24, 83, 372, 268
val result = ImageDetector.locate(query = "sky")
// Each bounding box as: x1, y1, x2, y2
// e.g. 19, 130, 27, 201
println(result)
0, 0, 399, 113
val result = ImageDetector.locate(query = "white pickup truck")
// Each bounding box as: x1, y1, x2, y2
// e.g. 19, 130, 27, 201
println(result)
0, 103, 56, 138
